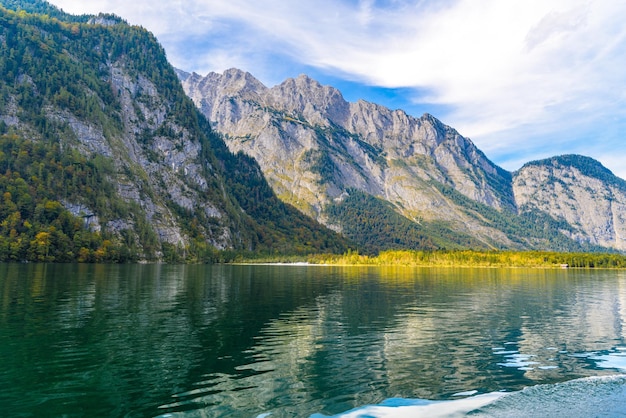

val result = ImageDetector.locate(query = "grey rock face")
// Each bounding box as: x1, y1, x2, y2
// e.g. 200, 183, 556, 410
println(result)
100, 63, 233, 252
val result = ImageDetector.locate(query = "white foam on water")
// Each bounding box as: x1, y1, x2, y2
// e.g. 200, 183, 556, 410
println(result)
496, 353, 538, 369
312, 375, 626, 418
311, 392, 507, 418
451, 390, 478, 397
492, 345, 561, 371
571, 347, 626, 372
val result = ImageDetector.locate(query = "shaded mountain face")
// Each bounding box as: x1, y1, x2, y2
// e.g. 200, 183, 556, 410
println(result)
0, 2, 347, 261
180, 69, 626, 252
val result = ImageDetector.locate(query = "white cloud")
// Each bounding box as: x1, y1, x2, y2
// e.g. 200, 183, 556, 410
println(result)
524, 7, 588, 51
47, 0, 626, 178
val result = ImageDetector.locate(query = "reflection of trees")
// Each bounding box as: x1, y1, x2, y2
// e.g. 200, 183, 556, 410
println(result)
0, 264, 346, 416
0, 264, 201, 416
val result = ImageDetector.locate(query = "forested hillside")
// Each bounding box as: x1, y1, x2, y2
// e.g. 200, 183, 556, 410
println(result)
0, 1, 348, 262
324, 189, 489, 254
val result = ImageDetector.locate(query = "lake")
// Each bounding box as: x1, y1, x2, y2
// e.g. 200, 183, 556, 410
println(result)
1, 263, 626, 417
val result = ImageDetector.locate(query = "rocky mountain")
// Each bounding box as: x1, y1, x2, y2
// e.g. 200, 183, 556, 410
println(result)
0, 1, 347, 262
514, 155, 626, 250
179, 68, 626, 252
178, 68, 516, 249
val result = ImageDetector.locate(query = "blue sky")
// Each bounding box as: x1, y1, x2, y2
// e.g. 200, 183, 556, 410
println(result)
47, 0, 626, 179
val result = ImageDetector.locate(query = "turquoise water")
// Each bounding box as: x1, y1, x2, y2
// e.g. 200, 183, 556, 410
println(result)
1, 263, 626, 417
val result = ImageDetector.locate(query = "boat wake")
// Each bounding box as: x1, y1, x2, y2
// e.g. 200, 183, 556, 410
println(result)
311, 374, 626, 417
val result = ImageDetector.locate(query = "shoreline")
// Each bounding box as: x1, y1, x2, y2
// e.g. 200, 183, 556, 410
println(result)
233, 249, 626, 269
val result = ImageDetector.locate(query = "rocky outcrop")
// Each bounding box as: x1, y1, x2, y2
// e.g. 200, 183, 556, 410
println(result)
106, 63, 232, 250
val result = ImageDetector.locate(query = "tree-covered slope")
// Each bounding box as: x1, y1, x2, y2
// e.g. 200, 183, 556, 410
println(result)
324, 188, 490, 254
0, 0, 348, 262
1, 0, 90, 22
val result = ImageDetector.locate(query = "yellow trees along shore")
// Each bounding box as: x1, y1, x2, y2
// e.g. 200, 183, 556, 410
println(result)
305, 250, 626, 268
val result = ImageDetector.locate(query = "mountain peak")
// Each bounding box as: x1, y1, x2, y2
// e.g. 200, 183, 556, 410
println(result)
180, 68, 626, 252
181, 69, 517, 223
522, 154, 625, 188
294, 73, 319, 84
177, 68, 267, 111
222, 67, 258, 81
265, 73, 349, 126
212, 68, 267, 95
277, 73, 343, 99
174, 68, 191, 82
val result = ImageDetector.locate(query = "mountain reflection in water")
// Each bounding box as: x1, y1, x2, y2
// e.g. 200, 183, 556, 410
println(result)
1, 264, 626, 417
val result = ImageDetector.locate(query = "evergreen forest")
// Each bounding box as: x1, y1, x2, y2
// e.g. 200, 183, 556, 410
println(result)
0, 0, 348, 262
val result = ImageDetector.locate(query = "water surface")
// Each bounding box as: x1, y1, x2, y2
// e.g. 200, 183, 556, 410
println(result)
1, 263, 626, 416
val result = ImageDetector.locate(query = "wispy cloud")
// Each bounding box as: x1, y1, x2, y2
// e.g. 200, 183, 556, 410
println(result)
48, 0, 626, 178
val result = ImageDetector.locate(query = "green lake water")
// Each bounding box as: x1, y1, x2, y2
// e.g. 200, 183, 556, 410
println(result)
2, 263, 626, 417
